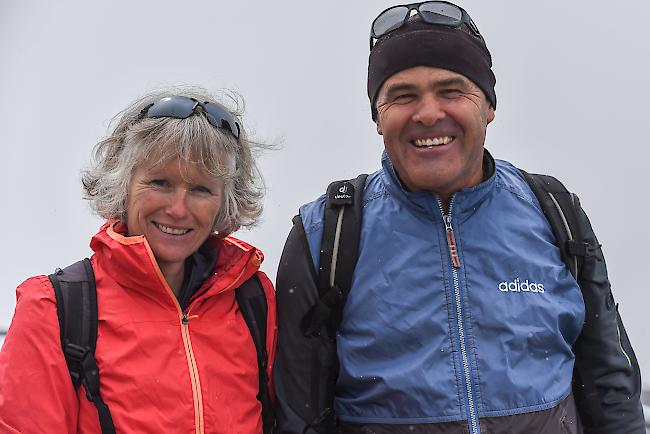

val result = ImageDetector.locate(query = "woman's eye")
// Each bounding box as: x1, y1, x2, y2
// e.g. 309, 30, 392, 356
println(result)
192, 186, 213, 194
149, 179, 168, 187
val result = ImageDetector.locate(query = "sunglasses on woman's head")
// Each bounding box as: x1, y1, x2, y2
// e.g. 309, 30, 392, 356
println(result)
138, 96, 241, 140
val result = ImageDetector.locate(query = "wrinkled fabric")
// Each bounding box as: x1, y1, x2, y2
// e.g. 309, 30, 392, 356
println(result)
0, 222, 276, 434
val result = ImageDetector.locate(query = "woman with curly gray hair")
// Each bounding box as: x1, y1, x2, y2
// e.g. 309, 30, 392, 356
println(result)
0, 87, 277, 434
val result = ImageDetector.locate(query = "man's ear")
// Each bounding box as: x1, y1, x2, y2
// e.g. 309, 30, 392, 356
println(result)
376, 116, 383, 135
486, 106, 495, 125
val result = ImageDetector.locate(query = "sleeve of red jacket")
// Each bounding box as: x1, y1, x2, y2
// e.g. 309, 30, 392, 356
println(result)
257, 270, 277, 402
0, 275, 79, 433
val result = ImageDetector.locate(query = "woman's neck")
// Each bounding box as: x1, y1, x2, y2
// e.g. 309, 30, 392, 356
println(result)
159, 262, 185, 296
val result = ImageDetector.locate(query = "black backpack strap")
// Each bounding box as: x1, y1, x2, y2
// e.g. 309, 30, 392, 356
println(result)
519, 170, 595, 280
49, 258, 116, 434
300, 174, 367, 433
235, 274, 277, 434
519, 169, 640, 432
303, 174, 368, 339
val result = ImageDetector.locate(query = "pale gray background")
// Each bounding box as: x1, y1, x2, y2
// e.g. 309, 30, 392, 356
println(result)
1, 1, 648, 388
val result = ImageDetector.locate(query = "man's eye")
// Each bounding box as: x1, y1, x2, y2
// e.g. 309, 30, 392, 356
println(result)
393, 94, 415, 103
442, 89, 463, 98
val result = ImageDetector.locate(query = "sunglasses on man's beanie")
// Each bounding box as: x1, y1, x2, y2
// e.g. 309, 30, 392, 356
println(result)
370, 1, 483, 49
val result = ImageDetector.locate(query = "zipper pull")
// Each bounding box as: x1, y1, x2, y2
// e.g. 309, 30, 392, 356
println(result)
444, 215, 461, 268
181, 313, 189, 325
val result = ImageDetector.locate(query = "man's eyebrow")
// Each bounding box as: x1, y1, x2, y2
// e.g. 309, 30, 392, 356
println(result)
436, 77, 472, 90
382, 82, 417, 99
382, 77, 473, 100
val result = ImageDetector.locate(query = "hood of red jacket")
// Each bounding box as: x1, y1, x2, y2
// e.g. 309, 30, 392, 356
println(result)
89, 221, 264, 309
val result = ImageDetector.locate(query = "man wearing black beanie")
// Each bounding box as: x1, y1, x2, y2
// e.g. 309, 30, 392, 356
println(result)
274, 3, 645, 434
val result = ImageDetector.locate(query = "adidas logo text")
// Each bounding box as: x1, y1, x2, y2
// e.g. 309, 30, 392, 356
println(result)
498, 278, 545, 294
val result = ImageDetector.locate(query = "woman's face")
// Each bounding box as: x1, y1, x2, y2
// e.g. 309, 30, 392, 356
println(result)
126, 158, 223, 271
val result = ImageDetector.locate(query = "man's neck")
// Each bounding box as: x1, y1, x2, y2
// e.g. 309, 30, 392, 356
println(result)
393, 149, 494, 214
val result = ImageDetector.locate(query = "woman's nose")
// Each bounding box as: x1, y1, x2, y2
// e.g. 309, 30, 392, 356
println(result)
165, 188, 189, 219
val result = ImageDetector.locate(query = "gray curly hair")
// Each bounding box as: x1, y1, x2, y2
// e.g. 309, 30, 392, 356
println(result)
81, 86, 266, 236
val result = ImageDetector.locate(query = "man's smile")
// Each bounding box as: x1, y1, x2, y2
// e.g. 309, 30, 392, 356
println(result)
412, 136, 455, 147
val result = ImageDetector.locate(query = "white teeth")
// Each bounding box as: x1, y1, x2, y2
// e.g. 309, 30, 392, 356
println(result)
413, 136, 453, 147
155, 223, 190, 235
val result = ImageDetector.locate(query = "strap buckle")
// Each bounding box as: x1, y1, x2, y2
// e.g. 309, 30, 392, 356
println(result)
566, 240, 600, 259
301, 286, 344, 337
304, 408, 335, 434
63, 341, 101, 402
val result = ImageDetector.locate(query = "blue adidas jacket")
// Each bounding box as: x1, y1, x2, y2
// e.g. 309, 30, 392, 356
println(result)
273, 150, 644, 434
297, 152, 584, 428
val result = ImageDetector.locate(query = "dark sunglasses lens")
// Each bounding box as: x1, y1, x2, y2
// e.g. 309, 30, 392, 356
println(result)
372, 6, 410, 37
146, 96, 197, 119
418, 2, 462, 26
203, 102, 240, 139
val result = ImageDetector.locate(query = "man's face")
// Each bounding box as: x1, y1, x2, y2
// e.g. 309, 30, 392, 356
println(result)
376, 66, 495, 199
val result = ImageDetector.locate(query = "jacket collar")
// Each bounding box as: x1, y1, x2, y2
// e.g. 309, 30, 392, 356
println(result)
380, 148, 497, 218
177, 241, 218, 310
89, 222, 263, 305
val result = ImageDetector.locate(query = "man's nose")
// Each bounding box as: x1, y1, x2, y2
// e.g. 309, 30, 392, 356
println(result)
411, 95, 445, 126
165, 188, 189, 219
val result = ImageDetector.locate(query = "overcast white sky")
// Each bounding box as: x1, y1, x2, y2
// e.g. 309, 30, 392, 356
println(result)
1, 1, 648, 387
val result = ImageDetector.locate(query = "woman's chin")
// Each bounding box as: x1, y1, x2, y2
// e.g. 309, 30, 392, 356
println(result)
150, 244, 196, 270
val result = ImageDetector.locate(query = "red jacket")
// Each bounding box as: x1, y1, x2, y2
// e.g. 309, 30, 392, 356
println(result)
0, 222, 277, 434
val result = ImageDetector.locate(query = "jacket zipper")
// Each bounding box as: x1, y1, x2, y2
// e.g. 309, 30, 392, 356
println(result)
137, 236, 261, 433
144, 239, 256, 433
441, 202, 480, 434
149, 288, 206, 434
142, 242, 206, 434
181, 312, 204, 434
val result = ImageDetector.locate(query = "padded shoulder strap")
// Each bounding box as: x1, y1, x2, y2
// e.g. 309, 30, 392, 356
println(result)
49, 258, 116, 434
235, 275, 277, 434
519, 170, 588, 279
306, 174, 367, 337
50, 259, 98, 387
318, 174, 368, 297
297, 174, 367, 433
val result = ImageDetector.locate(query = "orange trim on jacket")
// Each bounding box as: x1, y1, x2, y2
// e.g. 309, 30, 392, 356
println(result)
0, 222, 277, 434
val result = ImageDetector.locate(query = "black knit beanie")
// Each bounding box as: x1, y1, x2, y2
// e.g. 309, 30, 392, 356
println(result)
368, 16, 496, 121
